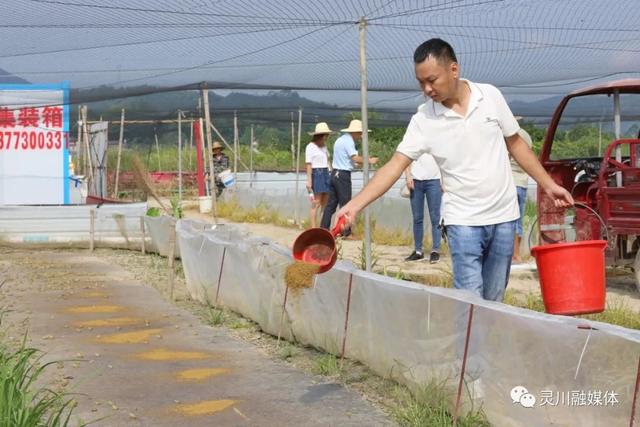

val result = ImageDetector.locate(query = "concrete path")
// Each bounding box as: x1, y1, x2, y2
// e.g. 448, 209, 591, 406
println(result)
0, 248, 393, 426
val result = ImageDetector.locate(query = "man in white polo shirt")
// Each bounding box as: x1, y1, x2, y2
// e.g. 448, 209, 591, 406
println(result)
337, 38, 573, 301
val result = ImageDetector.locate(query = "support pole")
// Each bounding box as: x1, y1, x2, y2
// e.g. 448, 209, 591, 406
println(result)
339, 273, 354, 368
359, 16, 372, 272
140, 216, 146, 254
188, 114, 194, 171
214, 247, 227, 307
294, 107, 303, 225
114, 108, 125, 198
614, 89, 622, 187
82, 106, 95, 195
291, 112, 295, 169
178, 110, 183, 204
168, 219, 177, 301
194, 119, 206, 197
453, 305, 475, 427
154, 130, 161, 171
76, 108, 82, 175
249, 125, 254, 188
89, 209, 95, 252
233, 110, 238, 185
202, 87, 218, 221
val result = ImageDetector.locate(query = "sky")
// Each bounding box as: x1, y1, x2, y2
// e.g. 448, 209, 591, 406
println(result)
1, 0, 640, 110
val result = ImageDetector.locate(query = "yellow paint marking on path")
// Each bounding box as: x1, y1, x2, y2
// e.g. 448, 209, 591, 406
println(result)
96, 328, 163, 344
66, 305, 125, 314
175, 368, 230, 382
74, 317, 143, 328
76, 291, 108, 298
174, 399, 235, 416
134, 348, 210, 361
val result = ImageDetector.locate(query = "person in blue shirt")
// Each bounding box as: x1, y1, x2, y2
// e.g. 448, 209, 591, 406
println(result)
320, 119, 378, 235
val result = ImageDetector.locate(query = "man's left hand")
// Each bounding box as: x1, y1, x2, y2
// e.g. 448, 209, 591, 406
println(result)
544, 183, 574, 208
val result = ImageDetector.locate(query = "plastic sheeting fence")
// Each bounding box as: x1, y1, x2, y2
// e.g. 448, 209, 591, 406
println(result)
0, 203, 147, 247
140, 216, 640, 426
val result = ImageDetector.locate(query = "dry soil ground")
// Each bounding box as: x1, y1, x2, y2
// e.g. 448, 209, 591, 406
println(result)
0, 247, 393, 426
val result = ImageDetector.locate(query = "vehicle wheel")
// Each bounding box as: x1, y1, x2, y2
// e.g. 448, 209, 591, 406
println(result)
635, 250, 640, 293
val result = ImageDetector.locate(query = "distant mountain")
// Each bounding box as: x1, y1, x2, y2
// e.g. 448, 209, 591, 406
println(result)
69, 86, 411, 130
0, 68, 30, 84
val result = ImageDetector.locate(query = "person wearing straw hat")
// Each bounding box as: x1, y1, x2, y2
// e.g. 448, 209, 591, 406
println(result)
211, 141, 230, 197
336, 38, 573, 302
320, 119, 378, 236
305, 122, 333, 228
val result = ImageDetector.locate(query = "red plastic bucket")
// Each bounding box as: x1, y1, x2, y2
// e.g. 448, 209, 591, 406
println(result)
530, 240, 607, 315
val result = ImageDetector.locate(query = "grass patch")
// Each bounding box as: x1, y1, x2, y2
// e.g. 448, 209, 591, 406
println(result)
390, 379, 489, 427
207, 307, 225, 326
583, 298, 640, 329
504, 290, 640, 330
215, 199, 300, 229
227, 319, 255, 330
313, 354, 343, 377
278, 344, 299, 360
405, 271, 454, 289
0, 336, 79, 426
215, 197, 445, 248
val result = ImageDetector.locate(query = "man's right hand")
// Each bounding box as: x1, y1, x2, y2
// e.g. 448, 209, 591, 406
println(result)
369, 157, 379, 165
336, 202, 360, 229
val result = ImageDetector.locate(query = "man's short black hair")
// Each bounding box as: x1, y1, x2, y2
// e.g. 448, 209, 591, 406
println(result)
413, 38, 457, 64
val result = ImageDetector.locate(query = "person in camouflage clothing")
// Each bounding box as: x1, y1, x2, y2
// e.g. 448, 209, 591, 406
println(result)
211, 141, 230, 197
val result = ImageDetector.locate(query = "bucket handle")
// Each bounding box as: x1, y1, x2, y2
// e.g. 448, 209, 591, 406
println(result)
527, 202, 610, 250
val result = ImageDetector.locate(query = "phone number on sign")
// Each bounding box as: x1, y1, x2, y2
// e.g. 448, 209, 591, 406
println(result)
0, 131, 67, 150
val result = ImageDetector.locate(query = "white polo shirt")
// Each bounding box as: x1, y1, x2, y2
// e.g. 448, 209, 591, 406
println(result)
397, 80, 520, 226
411, 153, 441, 181
305, 142, 329, 168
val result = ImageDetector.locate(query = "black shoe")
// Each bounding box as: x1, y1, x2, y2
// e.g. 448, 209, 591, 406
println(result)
405, 251, 424, 261
429, 252, 440, 264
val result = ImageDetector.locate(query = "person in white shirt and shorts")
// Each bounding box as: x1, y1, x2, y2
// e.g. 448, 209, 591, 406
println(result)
305, 122, 333, 228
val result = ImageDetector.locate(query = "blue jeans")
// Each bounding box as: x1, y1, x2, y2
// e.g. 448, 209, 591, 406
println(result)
515, 186, 527, 236
409, 179, 442, 253
446, 220, 516, 301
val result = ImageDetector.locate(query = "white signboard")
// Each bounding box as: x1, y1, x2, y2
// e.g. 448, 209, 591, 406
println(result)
0, 83, 70, 205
